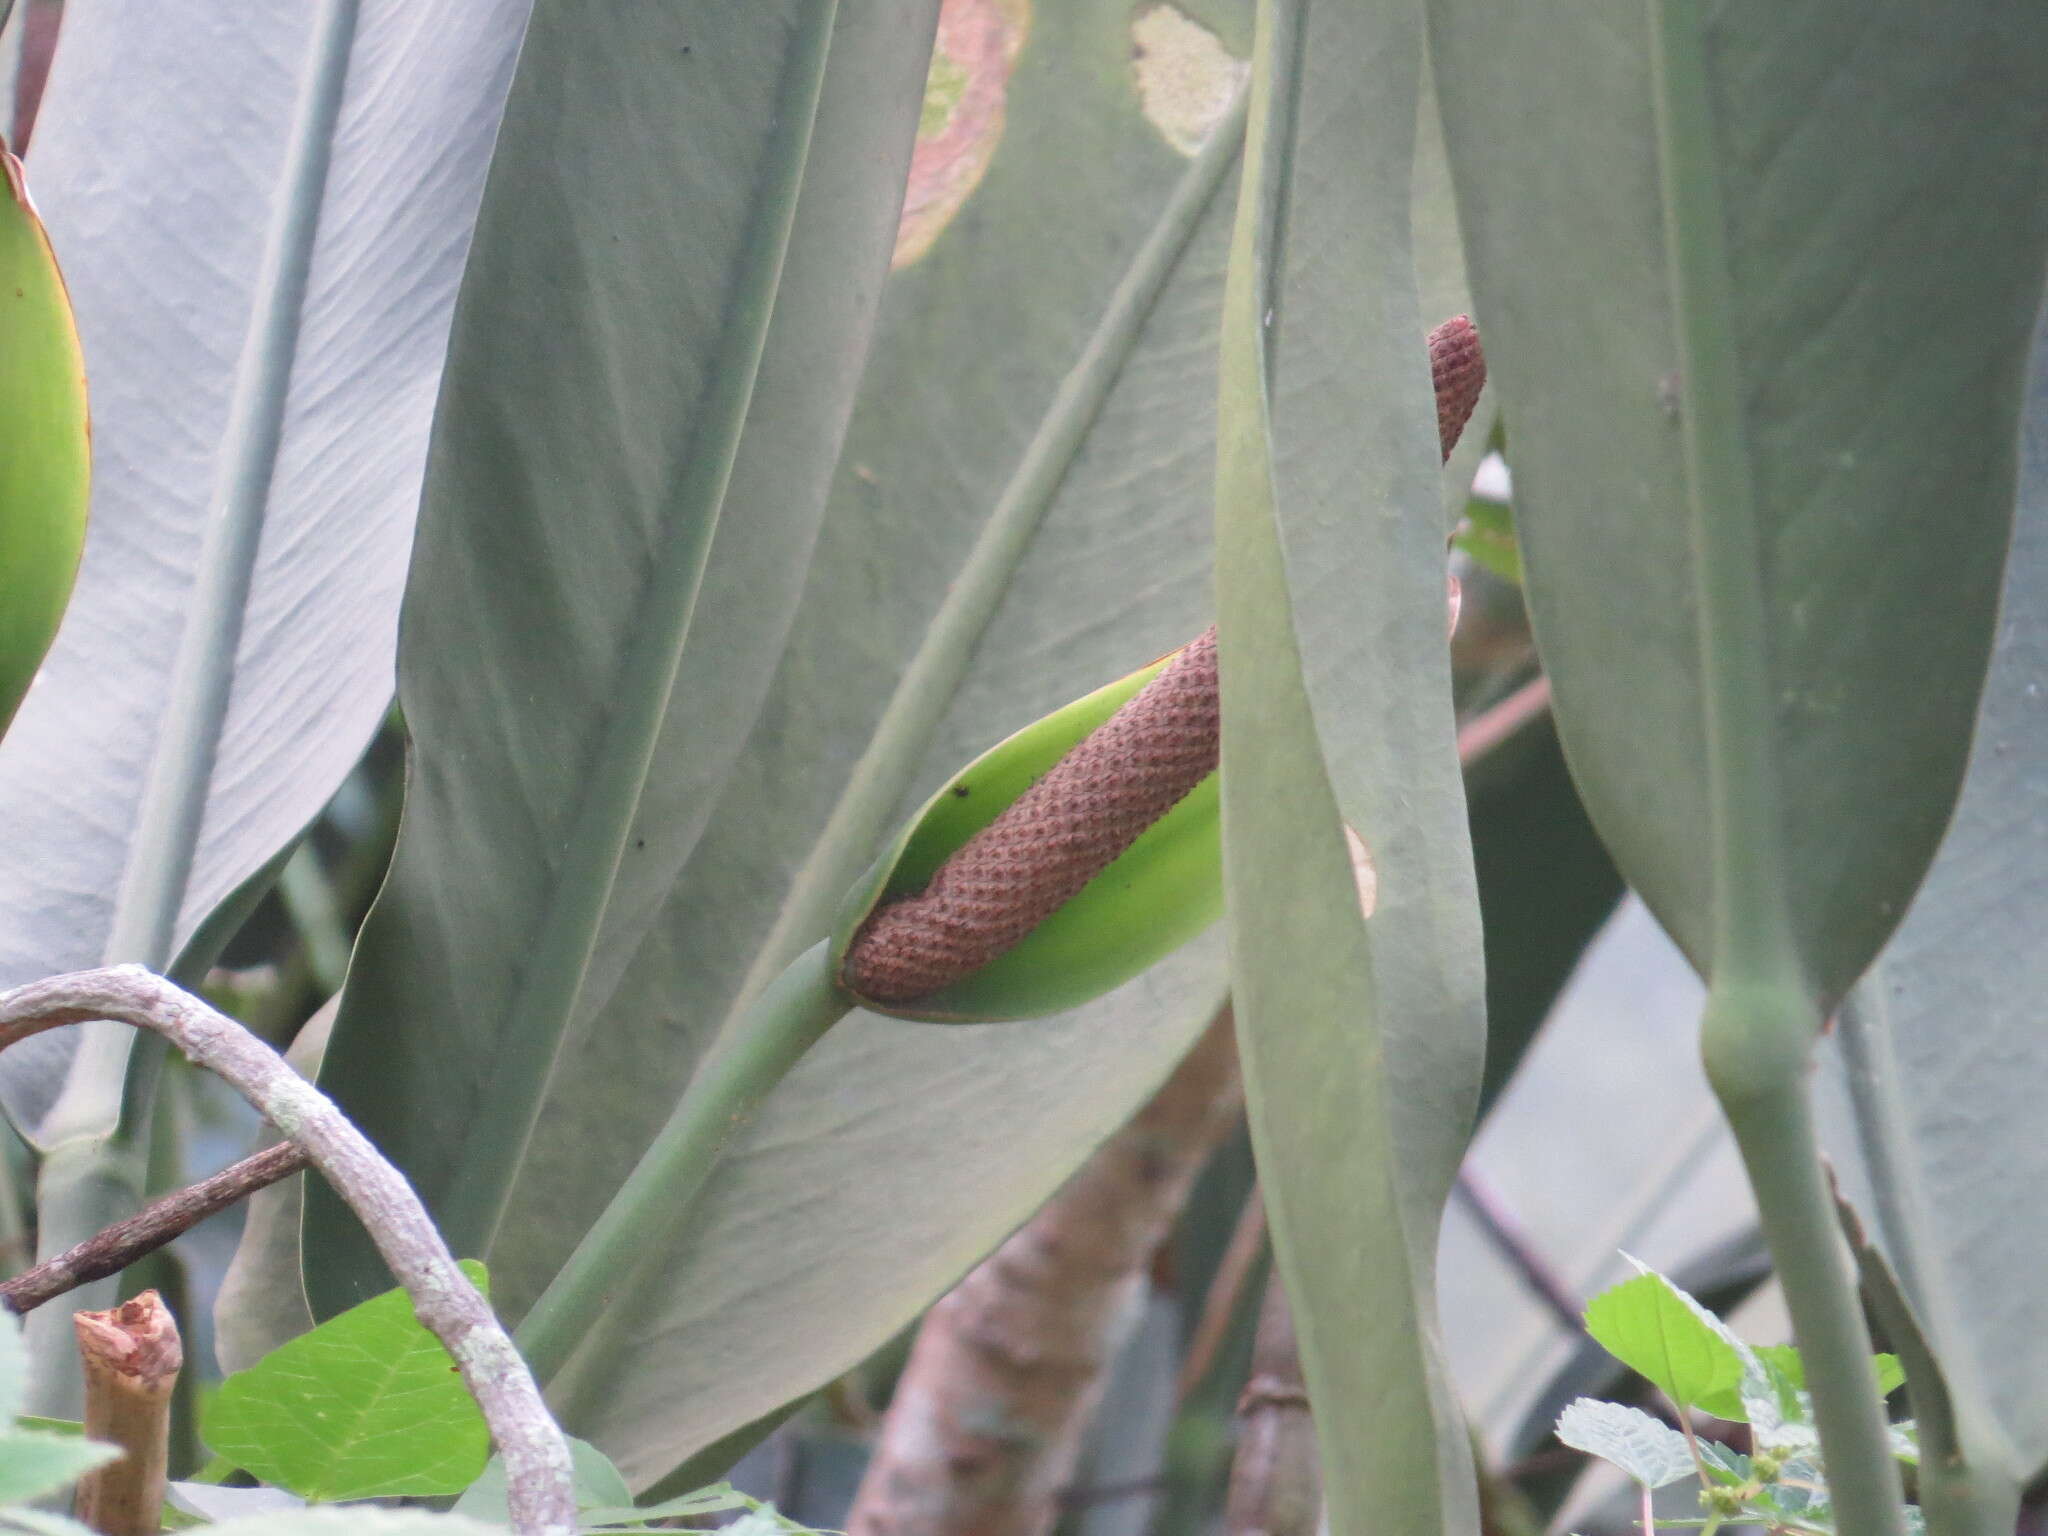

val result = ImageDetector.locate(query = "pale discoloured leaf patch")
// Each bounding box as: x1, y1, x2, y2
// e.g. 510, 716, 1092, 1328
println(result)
1130, 4, 1246, 157
892, 0, 1030, 270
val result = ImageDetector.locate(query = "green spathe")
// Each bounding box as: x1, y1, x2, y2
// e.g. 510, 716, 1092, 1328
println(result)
833, 645, 1221, 1022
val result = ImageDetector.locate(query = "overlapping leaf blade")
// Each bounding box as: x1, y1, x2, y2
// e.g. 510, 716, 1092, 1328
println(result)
1215, 2, 1486, 1532
521, 5, 1254, 1484
309, 0, 945, 1307
302, 0, 1261, 1490
1426, 0, 2048, 1007
0, 0, 531, 1132
1820, 315, 2048, 1492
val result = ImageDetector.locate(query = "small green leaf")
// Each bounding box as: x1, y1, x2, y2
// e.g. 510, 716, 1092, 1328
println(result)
1583, 1270, 1745, 1416
575, 1482, 755, 1526
0, 1315, 115, 1502
1755, 1344, 1904, 1401
201, 1260, 492, 1501
1554, 1399, 1696, 1490
1696, 1343, 1903, 1423
0, 1430, 119, 1504
1451, 499, 1520, 584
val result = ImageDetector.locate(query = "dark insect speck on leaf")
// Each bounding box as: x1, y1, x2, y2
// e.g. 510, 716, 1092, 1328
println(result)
634, 838, 645, 849
952, 784, 971, 798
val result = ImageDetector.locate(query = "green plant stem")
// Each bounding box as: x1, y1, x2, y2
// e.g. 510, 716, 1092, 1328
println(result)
514, 940, 848, 1387
1702, 985, 1905, 1536
1650, 0, 1906, 1527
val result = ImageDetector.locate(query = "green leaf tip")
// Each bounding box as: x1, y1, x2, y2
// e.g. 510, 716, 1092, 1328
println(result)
0, 148, 90, 743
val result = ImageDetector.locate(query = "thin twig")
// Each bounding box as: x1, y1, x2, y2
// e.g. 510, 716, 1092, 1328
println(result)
1450, 1169, 1582, 1332
1172, 1183, 1266, 1409
1222, 1280, 1319, 1536
72, 1290, 180, 1536
1454, 672, 1551, 764
0, 966, 575, 1536
3, 1142, 310, 1315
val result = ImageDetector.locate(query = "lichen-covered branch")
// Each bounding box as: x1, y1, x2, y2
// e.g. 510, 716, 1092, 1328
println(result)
0, 966, 575, 1536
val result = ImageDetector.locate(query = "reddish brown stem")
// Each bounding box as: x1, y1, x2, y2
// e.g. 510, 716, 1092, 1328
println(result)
1222, 1281, 1319, 1536
72, 1290, 181, 1536
845, 1008, 1245, 1536
3, 1142, 310, 1316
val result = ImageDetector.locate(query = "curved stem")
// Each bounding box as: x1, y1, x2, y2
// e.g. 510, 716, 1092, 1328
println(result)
515, 940, 849, 1388
0, 966, 575, 1536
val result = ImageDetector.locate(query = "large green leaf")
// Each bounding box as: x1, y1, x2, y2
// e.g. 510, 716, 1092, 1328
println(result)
0, 0, 534, 1409
308, 0, 944, 1306
1215, 2, 1484, 1533
1819, 315, 2048, 1501
1427, 1, 2048, 1010
300, 0, 1261, 1490
0, 146, 87, 743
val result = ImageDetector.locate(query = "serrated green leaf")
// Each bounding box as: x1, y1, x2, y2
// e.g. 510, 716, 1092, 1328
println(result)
1583, 1271, 1745, 1418
1554, 1398, 1697, 1490
201, 1260, 491, 1502
0, 1431, 118, 1505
